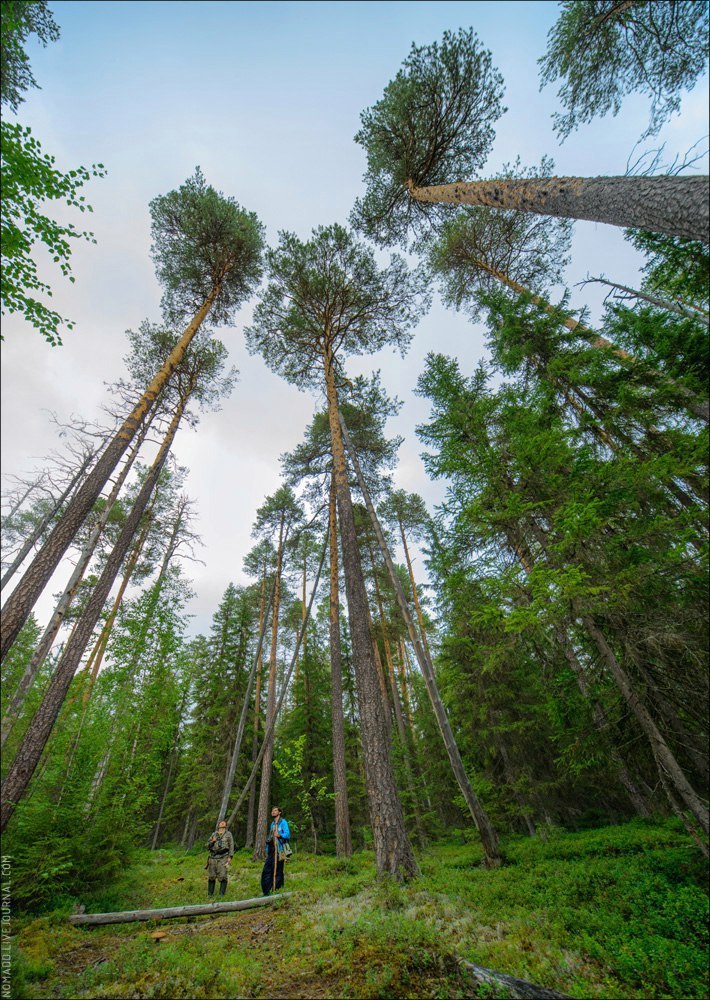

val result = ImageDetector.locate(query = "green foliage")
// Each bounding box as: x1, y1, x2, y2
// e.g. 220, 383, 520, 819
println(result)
245, 223, 428, 388
426, 157, 573, 320
539, 1, 710, 140
0, 2, 106, 345
12, 821, 709, 1000
149, 167, 265, 327
352, 28, 505, 247
1, 121, 106, 345
0, 0, 59, 113
625, 228, 710, 308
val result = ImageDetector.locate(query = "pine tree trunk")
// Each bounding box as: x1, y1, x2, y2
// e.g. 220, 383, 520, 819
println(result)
340, 411, 501, 866
584, 276, 709, 326
325, 355, 417, 879
328, 475, 352, 857
0, 398, 187, 832
475, 260, 709, 423
219, 577, 275, 822
0, 451, 95, 591
580, 614, 709, 837
408, 175, 710, 242
0, 284, 221, 661
252, 518, 284, 861
0, 413, 155, 746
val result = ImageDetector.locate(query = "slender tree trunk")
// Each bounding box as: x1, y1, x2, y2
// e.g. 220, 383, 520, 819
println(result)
218, 577, 275, 823
0, 412, 156, 747
245, 569, 267, 849
0, 398, 188, 832
0, 283, 222, 661
553, 625, 652, 817
340, 411, 501, 866
151, 741, 178, 850
397, 519, 432, 661
82, 511, 154, 706
366, 539, 425, 844
252, 518, 285, 861
580, 613, 709, 839
1, 452, 95, 592
325, 356, 417, 879
475, 259, 709, 423
407, 174, 710, 242
584, 276, 709, 326
328, 475, 352, 857
227, 541, 328, 829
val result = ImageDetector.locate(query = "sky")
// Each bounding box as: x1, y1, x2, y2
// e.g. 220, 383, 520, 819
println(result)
2, 0, 708, 638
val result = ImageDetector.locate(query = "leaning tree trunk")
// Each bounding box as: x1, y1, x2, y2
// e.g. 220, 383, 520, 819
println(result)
0, 450, 95, 592
324, 352, 417, 879
218, 577, 275, 823
0, 282, 222, 662
584, 276, 709, 326
252, 516, 285, 862
340, 411, 501, 866
245, 565, 268, 849
473, 258, 709, 424
407, 174, 710, 242
580, 613, 709, 841
328, 474, 353, 857
0, 396, 188, 832
0, 408, 157, 747
524, 514, 709, 841
366, 539, 426, 847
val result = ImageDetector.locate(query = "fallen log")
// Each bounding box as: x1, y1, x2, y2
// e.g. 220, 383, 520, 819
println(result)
457, 958, 573, 999
68, 892, 293, 926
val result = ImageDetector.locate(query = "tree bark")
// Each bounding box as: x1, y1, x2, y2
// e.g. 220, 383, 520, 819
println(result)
227, 540, 327, 828
325, 357, 417, 879
0, 410, 156, 747
218, 577, 275, 823
1, 450, 95, 591
584, 276, 709, 326
340, 411, 501, 866
328, 474, 352, 857
0, 283, 221, 661
68, 894, 293, 926
252, 517, 285, 861
0, 397, 187, 832
407, 174, 710, 242
245, 567, 267, 849
581, 613, 709, 838
473, 259, 709, 423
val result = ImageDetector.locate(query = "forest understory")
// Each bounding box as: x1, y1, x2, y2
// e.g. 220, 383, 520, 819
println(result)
10, 820, 708, 1000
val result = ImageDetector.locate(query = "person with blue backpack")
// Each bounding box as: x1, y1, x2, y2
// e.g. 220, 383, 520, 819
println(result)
261, 805, 290, 895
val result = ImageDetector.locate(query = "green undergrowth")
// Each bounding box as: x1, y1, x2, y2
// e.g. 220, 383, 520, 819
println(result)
9, 818, 708, 999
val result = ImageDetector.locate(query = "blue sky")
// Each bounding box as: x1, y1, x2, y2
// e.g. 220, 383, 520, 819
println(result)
2, 1, 708, 634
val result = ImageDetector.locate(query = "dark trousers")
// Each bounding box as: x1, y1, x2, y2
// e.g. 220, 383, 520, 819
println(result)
260, 842, 285, 895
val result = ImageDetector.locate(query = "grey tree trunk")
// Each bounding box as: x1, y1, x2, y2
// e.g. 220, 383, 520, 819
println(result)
218, 578, 276, 822
227, 541, 327, 828
328, 475, 352, 857
408, 174, 709, 242
0, 409, 156, 747
252, 517, 285, 862
0, 398, 187, 832
325, 358, 417, 879
340, 411, 501, 866
1, 450, 95, 591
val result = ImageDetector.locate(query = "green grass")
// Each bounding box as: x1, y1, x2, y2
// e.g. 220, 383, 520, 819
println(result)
9, 819, 709, 999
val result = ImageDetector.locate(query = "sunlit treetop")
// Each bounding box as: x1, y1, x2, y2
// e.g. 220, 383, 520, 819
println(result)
539, 0, 710, 141
351, 28, 506, 248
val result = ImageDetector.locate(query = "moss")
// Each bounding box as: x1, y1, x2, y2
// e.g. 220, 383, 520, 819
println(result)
12, 819, 708, 999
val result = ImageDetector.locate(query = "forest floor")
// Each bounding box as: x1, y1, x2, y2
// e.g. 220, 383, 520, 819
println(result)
9, 818, 709, 1000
